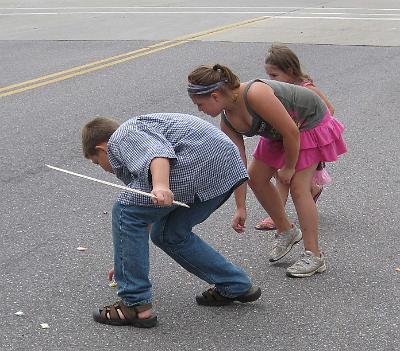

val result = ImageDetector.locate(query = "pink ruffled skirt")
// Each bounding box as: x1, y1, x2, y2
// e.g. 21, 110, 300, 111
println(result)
253, 111, 347, 171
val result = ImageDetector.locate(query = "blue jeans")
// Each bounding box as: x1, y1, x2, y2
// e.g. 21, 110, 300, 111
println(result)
112, 191, 252, 306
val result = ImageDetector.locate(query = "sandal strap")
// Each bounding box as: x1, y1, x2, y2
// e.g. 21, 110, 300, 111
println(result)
255, 217, 276, 230
100, 303, 122, 321
120, 302, 152, 317
260, 217, 274, 226
100, 301, 152, 321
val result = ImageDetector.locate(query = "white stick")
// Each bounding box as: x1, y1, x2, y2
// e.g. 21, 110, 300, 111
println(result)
45, 164, 190, 208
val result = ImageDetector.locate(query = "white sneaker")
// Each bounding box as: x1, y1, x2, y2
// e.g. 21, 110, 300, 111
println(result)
269, 225, 302, 262
286, 251, 327, 278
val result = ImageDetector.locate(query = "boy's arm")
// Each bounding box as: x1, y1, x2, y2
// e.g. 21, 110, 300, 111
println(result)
150, 157, 174, 206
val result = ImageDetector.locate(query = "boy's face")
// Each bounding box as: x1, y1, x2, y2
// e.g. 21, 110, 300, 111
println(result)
89, 143, 113, 173
265, 63, 294, 84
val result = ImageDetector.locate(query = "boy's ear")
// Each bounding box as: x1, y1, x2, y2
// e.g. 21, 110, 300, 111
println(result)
211, 92, 219, 99
94, 142, 108, 152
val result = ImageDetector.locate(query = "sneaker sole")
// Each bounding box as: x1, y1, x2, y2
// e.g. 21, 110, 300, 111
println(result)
269, 233, 303, 262
286, 263, 327, 278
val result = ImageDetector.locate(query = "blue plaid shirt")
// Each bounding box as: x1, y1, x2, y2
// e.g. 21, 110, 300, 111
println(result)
107, 113, 248, 206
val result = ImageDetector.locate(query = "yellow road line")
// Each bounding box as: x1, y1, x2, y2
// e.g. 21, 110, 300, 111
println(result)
0, 16, 269, 97
0, 41, 179, 93
1, 40, 193, 96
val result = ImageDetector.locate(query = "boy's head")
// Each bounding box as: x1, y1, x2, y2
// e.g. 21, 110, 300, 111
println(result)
81, 117, 120, 172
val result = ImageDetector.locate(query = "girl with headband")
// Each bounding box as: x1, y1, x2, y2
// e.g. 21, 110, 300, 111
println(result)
187, 64, 347, 277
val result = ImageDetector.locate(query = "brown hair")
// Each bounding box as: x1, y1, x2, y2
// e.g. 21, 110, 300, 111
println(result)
81, 117, 120, 158
188, 64, 240, 94
265, 44, 312, 83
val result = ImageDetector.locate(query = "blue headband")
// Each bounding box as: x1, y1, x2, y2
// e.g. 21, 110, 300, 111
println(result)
187, 80, 226, 95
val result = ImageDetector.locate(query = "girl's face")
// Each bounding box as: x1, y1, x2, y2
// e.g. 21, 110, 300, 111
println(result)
265, 63, 294, 83
190, 93, 224, 117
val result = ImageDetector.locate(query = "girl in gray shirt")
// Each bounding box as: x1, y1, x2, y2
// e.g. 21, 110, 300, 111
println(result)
188, 64, 347, 278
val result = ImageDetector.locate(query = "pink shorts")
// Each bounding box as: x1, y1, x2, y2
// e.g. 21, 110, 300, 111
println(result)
252, 111, 347, 171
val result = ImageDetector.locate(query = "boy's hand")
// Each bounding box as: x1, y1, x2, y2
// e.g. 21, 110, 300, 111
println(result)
151, 187, 174, 206
108, 268, 114, 281
232, 207, 246, 233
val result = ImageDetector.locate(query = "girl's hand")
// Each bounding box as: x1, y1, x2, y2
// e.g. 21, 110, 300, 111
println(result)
151, 187, 174, 206
232, 207, 247, 233
277, 167, 295, 185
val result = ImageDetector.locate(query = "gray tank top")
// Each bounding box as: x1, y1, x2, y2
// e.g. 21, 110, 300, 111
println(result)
221, 79, 327, 140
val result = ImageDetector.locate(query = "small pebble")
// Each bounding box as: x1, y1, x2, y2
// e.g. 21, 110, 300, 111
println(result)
40, 323, 50, 329
76, 246, 88, 251
14, 311, 24, 316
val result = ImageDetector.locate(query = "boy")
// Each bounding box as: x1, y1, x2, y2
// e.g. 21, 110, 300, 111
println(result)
81, 113, 261, 328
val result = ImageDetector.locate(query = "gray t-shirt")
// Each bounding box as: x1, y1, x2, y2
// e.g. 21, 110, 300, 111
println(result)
221, 79, 327, 140
107, 113, 248, 206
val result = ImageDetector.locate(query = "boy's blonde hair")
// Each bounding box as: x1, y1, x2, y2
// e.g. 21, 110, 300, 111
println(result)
188, 64, 240, 94
81, 117, 120, 158
265, 44, 312, 83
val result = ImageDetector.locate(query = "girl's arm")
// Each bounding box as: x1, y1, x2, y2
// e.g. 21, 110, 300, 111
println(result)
220, 121, 247, 166
306, 84, 335, 115
246, 82, 300, 184
220, 120, 247, 233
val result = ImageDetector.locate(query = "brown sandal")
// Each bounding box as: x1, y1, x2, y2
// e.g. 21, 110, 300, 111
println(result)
196, 286, 261, 306
93, 301, 157, 328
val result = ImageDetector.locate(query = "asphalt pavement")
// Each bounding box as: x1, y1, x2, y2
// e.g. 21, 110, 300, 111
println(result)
1, 1, 399, 350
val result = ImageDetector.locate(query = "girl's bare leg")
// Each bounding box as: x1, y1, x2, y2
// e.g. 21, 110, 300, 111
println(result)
276, 179, 290, 207
248, 159, 292, 233
257, 180, 289, 228
290, 164, 320, 256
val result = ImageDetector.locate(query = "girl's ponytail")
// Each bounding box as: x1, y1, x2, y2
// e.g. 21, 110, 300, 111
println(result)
188, 64, 240, 94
